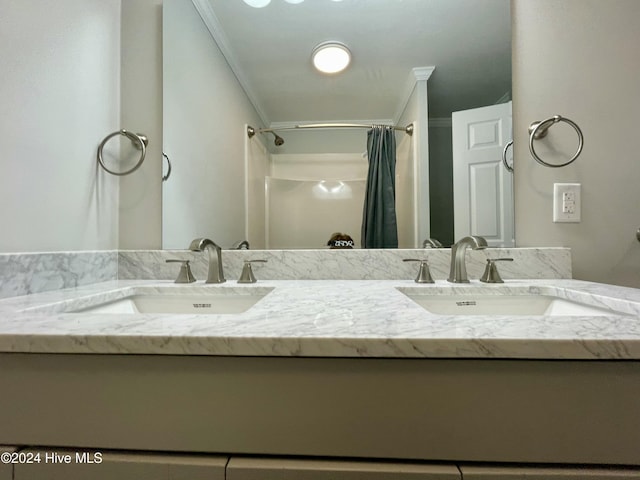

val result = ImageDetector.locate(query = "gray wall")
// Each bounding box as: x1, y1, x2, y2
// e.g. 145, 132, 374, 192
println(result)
119, 0, 164, 250
0, 0, 121, 252
512, 0, 640, 286
428, 124, 454, 246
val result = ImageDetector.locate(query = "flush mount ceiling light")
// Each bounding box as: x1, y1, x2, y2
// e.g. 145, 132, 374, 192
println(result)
242, 0, 271, 7
312, 42, 351, 74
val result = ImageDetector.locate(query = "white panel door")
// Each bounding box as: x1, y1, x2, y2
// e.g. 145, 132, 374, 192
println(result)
452, 102, 514, 247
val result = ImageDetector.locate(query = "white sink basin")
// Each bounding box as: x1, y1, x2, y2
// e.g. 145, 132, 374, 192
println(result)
399, 290, 629, 316
65, 286, 274, 315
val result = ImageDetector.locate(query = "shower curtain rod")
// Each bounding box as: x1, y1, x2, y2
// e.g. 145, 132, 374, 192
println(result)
247, 122, 414, 138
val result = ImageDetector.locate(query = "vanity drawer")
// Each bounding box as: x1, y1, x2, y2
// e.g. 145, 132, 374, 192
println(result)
0, 446, 17, 480
13, 449, 227, 480
459, 466, 640, 480
227, 457, 460, 480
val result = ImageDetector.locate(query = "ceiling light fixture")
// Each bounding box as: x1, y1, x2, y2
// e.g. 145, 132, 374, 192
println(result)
312, 42, 351, 74
242, 0, 271, 8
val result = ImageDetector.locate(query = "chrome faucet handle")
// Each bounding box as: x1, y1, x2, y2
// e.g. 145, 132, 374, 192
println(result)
166, 259, 196, 284
238, 259, 267, 284
403, 259, 435, 284
480, 258, 513, 284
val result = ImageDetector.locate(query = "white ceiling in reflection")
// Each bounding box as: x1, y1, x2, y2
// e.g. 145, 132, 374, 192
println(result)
200, 0, 511, 124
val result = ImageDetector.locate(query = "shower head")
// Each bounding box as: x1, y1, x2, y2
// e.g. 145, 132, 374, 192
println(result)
272, 132, 285, 146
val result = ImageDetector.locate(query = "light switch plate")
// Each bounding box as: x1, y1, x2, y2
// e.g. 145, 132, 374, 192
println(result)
553, 183, 581, 222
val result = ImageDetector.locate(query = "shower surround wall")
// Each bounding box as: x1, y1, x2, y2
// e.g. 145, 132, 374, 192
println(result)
251, 142, 417, 250
267, 153, 368, 249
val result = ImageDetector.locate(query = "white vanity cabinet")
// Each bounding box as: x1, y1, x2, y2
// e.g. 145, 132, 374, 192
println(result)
459, 466, 640, 479
227, 457, 461, 480
13, 449, 227, 480
0, 446, 17, 480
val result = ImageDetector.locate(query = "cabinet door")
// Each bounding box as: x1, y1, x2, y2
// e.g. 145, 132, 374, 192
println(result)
460, 466, 640, 479
227, 457, 460, 480
14, 449, 227, 480
0, 446, 17, 480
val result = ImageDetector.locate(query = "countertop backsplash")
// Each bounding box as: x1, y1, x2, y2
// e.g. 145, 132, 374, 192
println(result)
0, 248, 571, 300
118, 248, 572, 283
0, 251, 118, 299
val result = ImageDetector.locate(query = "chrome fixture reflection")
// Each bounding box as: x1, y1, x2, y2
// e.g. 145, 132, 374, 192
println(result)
233, 240, 250, 250
162, 152, 172, 181
189, 238, 226, 283
246, 126, 284, 146
502, 140, 514, 172
247, 123, 413, 147
272, 132, 285, 146
422, 238, 443, 248
447, 236, 488, 283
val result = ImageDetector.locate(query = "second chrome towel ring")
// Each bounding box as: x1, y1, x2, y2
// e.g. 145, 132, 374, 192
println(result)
528, 115, 583, 168
97, 129, 148, 176
502, 140, 514, 173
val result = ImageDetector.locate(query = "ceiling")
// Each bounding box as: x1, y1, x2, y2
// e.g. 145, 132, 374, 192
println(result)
197, 0, 511, 126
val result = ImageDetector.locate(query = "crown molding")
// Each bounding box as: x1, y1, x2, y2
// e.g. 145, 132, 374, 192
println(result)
191, 0, 270, 126
412, 66, 436, 82
393, 66, 435, 123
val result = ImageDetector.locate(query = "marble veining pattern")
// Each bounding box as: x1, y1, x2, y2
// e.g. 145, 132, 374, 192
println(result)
118, 248, 572, 282
0, 278, 639, 359
0, 251, 118, 300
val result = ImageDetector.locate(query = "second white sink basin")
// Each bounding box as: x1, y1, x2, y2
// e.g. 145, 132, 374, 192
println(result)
399, 290, 630, 316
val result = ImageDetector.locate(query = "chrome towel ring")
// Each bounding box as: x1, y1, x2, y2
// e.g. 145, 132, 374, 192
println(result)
528, 115, 583, 168
502, 140, 514, 173
97, 129, 148, 176
162, 152, 172, 182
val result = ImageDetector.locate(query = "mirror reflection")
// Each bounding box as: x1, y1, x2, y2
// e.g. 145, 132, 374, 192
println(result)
162, 0, 512, 250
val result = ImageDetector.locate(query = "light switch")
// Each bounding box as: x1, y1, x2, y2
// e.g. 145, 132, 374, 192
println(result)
553, 183, 581, 222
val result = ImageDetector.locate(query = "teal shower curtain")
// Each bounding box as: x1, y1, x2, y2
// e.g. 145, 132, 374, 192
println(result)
361, 125, 398, 248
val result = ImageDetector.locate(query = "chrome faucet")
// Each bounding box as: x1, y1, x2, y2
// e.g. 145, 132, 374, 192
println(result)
447, 236, 488, 283
422, 237, 443, 248
189, 238, 226, 283
232, 240, 250, 250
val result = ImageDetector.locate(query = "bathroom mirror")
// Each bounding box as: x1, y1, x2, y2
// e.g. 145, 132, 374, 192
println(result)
162, 0, 512, 250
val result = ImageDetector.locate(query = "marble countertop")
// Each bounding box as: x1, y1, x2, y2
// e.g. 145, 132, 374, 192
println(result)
0, 279, 639, 359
